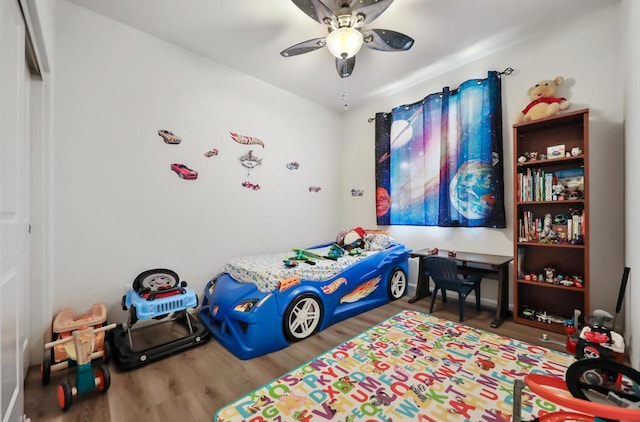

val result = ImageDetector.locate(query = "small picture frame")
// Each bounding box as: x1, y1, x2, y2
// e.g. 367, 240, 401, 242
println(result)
546, 144, 565, 159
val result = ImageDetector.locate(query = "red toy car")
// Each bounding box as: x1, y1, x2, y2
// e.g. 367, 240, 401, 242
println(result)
171, 163, 198, 180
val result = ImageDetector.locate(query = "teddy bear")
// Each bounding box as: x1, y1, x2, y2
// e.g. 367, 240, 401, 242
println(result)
515, 76, 571, 123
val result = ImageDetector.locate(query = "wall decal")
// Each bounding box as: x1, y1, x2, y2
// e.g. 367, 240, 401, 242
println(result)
158, 129, 182, 144
308, 186, 321, 192
170, 163, 198, 180
242, 181, 261, 190
230, 132, 265, 148
351, 189, 364, 196
239, 150, 262, 175
204, 148, 219, 157
286, 162, 300, 170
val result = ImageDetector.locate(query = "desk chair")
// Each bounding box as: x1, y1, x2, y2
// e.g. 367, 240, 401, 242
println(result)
423, 256, 482, 322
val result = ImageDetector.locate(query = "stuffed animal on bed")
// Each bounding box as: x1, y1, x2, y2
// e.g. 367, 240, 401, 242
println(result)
515, 76, 571, 123
337, 227, 393, 252
340, 227, 366, 250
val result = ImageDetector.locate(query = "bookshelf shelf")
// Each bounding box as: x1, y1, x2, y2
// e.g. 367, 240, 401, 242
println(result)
516, 156, 584, 169
516, 242, 585, 249
516, 279, 585, 291
518, 199, 585, 206
513, 109, 589, 334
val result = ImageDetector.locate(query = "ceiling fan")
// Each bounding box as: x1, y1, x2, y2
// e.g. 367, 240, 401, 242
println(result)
280, 0, 414, 78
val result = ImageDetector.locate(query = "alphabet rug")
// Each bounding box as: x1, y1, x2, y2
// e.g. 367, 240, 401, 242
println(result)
215, 310, 574, 421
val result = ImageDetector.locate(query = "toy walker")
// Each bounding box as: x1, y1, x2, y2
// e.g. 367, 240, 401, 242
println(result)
41, 303, 111, 385
44, 322, 117, 411
109, 268, 209, 370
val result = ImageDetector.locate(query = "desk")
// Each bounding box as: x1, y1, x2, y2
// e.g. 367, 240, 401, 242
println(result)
409, 249, 513, 328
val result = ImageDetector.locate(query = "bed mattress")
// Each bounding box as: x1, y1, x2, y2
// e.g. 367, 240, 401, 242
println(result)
224, 244, 379, 293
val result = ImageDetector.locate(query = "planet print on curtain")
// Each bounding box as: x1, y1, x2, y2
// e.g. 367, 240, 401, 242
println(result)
375, 71, 506, 228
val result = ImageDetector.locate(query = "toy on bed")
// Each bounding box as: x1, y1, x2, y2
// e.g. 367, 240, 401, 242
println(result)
198, 228, 412, 359
109, 268, 210, 370
43, 321, 117, 411
40, 303, 111, 385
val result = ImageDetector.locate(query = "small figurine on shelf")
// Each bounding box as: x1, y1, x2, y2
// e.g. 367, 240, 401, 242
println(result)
573, 276, 584, 288
544, 267, 556, 283
539, 213, 555, 242
448, 250, 456, 257
552, 184, 566, 201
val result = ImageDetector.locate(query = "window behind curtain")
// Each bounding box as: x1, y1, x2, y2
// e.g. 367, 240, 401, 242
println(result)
375, 71, 506, 228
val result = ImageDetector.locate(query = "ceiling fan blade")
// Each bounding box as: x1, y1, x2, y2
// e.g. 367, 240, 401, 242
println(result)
336, 56, 356, 78
350, 0, 394, 25
361, 28, 414, 51
280, 37, 327, 57
291, 0, 334, 25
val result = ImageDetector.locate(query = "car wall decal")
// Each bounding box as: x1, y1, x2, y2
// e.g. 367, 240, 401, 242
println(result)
170, 163, 198, 180
286, 162, 299, 170
242, 181, 261, 190
204, 148, 219, 157
158, 129, 182, 144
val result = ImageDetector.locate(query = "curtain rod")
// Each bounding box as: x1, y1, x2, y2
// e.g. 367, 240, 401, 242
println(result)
367, 67, 514, 122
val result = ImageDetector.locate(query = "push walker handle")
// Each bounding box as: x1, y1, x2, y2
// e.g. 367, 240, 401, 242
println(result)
44, 323, 117, 350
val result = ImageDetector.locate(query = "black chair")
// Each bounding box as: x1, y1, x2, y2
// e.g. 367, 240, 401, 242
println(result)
423, 256, 482, 322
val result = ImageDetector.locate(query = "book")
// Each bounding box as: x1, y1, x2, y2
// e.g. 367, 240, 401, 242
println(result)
555, 168, 584, 198
545, 173, 553, 201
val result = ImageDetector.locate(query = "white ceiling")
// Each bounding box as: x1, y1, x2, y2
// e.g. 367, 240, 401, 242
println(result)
65, 0, 614, 111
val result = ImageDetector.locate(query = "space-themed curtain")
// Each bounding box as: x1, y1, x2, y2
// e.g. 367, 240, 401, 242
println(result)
374, 71, 506, 227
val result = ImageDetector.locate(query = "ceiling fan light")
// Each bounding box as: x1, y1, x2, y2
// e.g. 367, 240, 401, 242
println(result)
326, 27, 363, 59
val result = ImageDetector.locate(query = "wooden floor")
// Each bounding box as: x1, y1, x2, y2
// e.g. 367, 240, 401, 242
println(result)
24, 298, 570, 422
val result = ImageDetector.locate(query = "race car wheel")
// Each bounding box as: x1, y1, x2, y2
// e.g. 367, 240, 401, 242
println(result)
283, 294, 323, 343
133, 268, 179, 293
388, 268, 408, 300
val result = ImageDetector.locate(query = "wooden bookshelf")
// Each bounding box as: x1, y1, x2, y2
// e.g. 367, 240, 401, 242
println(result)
512, 109, 589, 334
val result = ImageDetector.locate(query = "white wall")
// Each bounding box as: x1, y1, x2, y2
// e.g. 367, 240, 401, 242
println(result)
339, 5, 625, 321
623, 0, 639, 368
51, 1, 343, 322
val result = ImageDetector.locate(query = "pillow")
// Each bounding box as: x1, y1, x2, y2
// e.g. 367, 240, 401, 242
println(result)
364, 233, 393, 251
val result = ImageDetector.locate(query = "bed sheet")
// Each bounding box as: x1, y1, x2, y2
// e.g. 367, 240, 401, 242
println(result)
225, 244, 380, 293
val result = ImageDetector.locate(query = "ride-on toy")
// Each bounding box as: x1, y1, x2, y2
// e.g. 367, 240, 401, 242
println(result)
43, 323, 117, 411
109, 268, 210, 370
40, 303, 111, 385
512, 268, 637, 421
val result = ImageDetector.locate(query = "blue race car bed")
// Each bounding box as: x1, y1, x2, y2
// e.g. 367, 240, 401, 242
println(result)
198, 234, 411, 359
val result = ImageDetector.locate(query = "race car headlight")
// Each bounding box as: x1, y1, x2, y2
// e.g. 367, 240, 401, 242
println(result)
234, 299, 258, 312
208, 279, 216, 295
208, 274, 222, 295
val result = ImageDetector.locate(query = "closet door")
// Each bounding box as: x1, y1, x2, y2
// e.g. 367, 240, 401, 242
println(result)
1, 0, 31, 420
